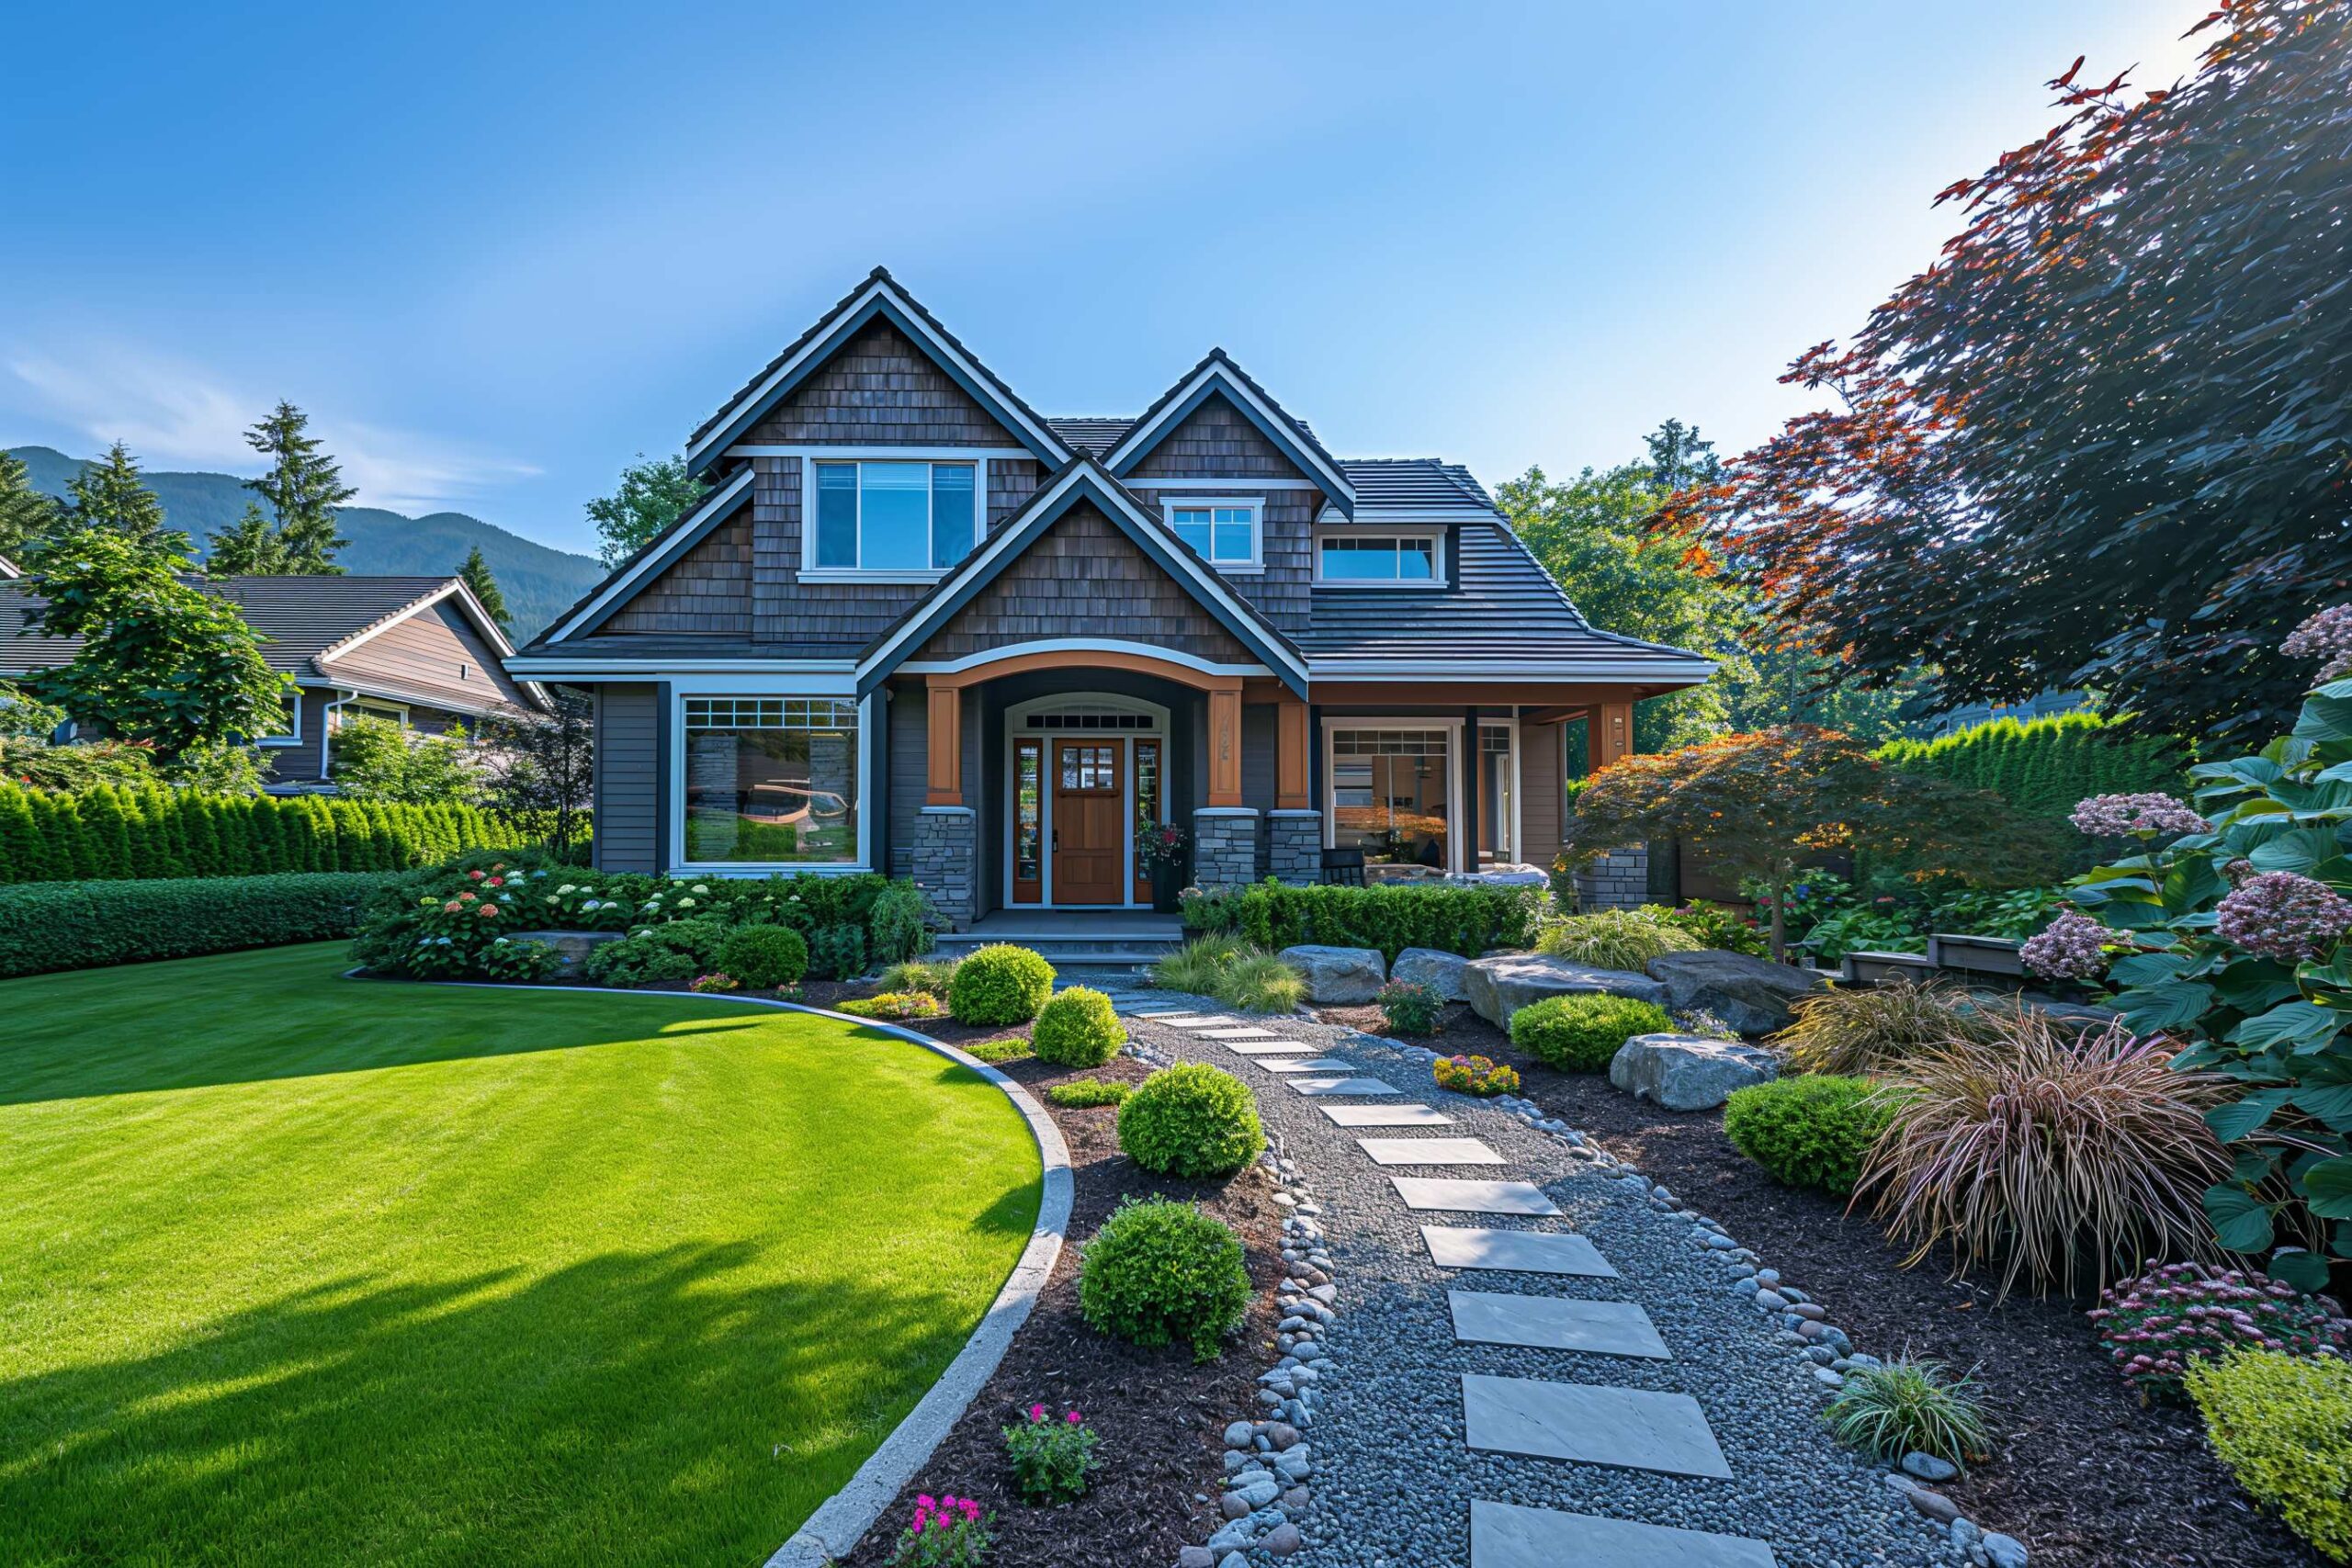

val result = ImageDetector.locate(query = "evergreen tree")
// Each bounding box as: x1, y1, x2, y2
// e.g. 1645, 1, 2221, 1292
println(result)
207, 503, 291, 574
0, 785, 47, 883
456, 546, 511, 630
80, 785, 134, 878
243, 401, 355, 574
184, 794, 223, 876
65, 443, 184, 551
0, 450, 62, 563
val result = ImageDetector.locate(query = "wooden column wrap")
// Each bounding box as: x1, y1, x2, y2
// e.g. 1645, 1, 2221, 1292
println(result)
1588, 699, 1634, 776
1208, 682, 1244, 807
926, 680, 964, 806
1274, 699, 1310, 810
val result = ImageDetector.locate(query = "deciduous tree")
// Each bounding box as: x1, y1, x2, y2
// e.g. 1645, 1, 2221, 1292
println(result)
588, 453, 707, 568
477, 687, 593, 855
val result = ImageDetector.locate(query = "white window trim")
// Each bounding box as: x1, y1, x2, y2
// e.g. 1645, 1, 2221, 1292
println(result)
341, 697, 412, 728
797, 453, 989, 580
256, 689, 304, 748
669, 690, 875, 874
1313, 525, 1446, 588
1479, 717, 1525, 868
1321, 716, 1465, 876
1002, 694, 1170, 909
1159, 496, 1265, 573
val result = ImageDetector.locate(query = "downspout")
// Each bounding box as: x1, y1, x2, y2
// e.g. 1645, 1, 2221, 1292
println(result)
320, 688, 356, 784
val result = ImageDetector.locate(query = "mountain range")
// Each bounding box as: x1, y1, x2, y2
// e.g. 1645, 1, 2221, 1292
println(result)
8, 446, 605, 642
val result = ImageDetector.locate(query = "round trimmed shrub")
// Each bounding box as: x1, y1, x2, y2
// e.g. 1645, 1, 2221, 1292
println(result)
1078, 1196, 1251, 1361
1509, 992, 1670, 1072
715, 922, 808, 989
948, 942, 1056, 1025
1116, 1062, 1265, 1177
1033, 986, 1125, 1067
1723, 1074, 1896, 1194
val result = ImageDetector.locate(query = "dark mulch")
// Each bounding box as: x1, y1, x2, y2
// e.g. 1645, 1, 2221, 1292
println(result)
1314, 1000, 2319, 1568
837, 1047, 1286, 1567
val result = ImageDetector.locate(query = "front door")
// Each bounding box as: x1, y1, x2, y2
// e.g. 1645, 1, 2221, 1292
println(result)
1052, 739, 1125, 905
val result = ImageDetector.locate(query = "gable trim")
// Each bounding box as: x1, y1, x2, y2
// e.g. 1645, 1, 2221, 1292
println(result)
542, 467, 756, 645
685, 273, 1071, 476
1103, 358, 1355, 515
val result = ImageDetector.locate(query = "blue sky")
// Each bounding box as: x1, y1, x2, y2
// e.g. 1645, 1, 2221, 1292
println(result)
0, 2, 2204, 557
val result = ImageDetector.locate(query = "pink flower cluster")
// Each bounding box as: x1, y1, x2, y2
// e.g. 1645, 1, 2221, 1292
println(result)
2214, 869, 2352, 962
1024, 1402, 1084, 1425
2068, 792, 2208, 839
2019, 910, 2113, 982
910, 1495, 982, 1534
2283, 604, 2352, 681
2088, 1262, 2350, 1399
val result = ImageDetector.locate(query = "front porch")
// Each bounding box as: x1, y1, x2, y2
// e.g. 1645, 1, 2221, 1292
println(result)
930, 908, 1186, 966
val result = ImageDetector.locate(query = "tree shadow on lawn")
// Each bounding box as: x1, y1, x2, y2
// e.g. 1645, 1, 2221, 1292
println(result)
0, 1239, 994, 1567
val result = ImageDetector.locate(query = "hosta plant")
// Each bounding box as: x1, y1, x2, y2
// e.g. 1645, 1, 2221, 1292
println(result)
2088, 1262, 2351, 1404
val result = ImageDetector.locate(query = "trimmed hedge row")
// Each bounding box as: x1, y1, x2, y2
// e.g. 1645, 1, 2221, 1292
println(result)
1876, 714, 2187, 823
1232, 881, 1544, 963
0, 872, 401, 978
0, 781, 548, 884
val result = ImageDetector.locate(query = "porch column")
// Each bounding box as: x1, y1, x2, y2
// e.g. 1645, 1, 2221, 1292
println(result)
1193, 678, 1257, 887
925, 679, 963, 806
1587, 699, 1634, 775
1576, 697, 1648, 911
917, 677, 976, 929
1268, 696, 1321, 886
1207, 682, 1244, 807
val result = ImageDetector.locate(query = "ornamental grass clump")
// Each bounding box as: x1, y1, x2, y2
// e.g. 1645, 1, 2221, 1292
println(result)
1859, 1013, 2236, 1297
1151, 933, 1243, 998
1219, 950, 1306, 1014
1776, 980, 2006, 1076
837, 991, 943, 1021
1078, 1196, 1251, 1361
2185, 1349, 2352, 1562
1823, 1358, 1992, 1468
1001, 1403, 1101, 1505
1723, 1076, 1899, 1195
1117, 1063, 1265, 1177
2089, 1262, 2351, 1404
715, 922, 808, 989
1032, 987, 1125, 1067
1536, 908, 1701, 972
880, 956, 960, 998
1509, 993, 1670, 1072
888, 1493, 992, 1567
948, 944, 1056, 1025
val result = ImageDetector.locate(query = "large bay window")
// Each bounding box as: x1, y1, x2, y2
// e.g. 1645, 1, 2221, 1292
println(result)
1329, 727, 1452, 876
811, 460, 978, 572
683, 695, 859, 864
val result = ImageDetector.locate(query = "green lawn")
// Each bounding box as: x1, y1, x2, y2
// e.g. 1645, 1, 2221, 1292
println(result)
0, 943, 1041, 1567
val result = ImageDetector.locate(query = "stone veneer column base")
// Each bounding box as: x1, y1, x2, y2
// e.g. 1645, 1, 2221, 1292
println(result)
1267, 809, 1324, 886
912, 806, 978, 930
1573, 844, 1651, 912
1193, 807, 1261, 888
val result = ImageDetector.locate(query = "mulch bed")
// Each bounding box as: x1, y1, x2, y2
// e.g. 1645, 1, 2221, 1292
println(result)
1316, 1000, 2321, 1568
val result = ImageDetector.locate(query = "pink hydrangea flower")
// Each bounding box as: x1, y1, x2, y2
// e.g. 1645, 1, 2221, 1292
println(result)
2215, 870, 2352, 961
2020, 910, 2114, 982
2069, 793, 2208, 839
2283, 604, 2352, 681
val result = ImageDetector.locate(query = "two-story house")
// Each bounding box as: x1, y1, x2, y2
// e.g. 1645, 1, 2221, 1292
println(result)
508, 270, 1710, 926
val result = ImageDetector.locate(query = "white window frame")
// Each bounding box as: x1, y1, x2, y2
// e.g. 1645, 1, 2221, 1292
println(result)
1001, 694, 1170, 909
1160, 497, 1264, 572
1312, 526, 1445, 588
339, 696, 412, 729
1321, 716, 1465, 875
257, 689, 304, 748
798, 455, 989, 582
1477, 717, 1524, 868
670, 690, 874, 874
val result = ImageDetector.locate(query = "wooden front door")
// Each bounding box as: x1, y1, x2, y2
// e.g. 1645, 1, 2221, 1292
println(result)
1052, 739, 1125, 905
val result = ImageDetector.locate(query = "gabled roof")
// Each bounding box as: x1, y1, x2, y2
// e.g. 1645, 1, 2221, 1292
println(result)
1102, 350, 1356, 515
855, 456, 1310, 698
535, 465, 756, 646
685, 268, 1073, 475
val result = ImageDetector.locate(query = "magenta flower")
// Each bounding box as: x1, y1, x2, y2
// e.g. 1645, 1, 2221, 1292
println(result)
2215, 870, 2352, 961
1028, 1402, 1046, 1422
1066, 1408, 1083, 1425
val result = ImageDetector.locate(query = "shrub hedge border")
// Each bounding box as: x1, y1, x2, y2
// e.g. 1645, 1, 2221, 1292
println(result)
0, 871, 402, 978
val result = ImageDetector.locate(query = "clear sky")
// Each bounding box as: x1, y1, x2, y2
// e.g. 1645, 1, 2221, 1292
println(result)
0, 1, 2205, 556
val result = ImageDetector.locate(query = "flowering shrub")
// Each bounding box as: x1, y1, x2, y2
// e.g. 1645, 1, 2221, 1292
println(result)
1660, 899, 1770, 956
349, 853, 562, 981
1376, 979, 1443, 1037
688, 972, 740, 993
888, 1494, 991, 1567
838, 991, 944, 1021
2282, 604, 2352, 682
2020, 908, 2117, 982
583, 919, 726, 987
2212, 869, 2352, 963
1001, 1403, 1101, 1505
1432, 1054, 1518, 1096
2088, 1263, 2350, 1403
1136, 820, 1191, 878
2069, 792, 2210, 839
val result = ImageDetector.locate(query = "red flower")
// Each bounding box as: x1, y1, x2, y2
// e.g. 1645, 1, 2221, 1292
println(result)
468, 869, 485, 881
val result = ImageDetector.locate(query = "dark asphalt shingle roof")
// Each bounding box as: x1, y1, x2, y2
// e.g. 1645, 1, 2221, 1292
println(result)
1045, 417, 1131, 455
0, 575, 457, 675
1339, 458, 1499, 511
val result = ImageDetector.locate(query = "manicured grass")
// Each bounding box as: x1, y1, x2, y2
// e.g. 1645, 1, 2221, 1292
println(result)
0, 944, 1041, 1567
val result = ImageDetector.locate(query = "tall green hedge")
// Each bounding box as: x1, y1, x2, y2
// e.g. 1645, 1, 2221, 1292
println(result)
0, 872, 401, 978
1234, 882, 1545, 964
0, 782, 547, 884
1875, 714, 2188, 821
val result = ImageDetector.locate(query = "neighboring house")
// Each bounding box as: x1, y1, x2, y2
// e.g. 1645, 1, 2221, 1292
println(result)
508, 268, 1710, 922
0, 574, 545, 791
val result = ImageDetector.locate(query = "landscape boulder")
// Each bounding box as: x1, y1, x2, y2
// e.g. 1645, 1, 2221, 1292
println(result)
1464, 953, 1669, 1028
1608, 1032, 1781, 1111
511, 929, 623, 980
1390, 946, 1471, 1001
1645, 948, 1826, 1036
1277, 944, 1386, 1005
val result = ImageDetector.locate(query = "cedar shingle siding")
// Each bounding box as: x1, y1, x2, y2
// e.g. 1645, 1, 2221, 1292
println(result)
1125, 395, 1300, 479
743, 319, 1022, 446
605, 515, 754, 635
1125, 395, 1315, 631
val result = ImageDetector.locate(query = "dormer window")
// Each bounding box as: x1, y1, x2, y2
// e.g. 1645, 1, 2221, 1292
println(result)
809, 459, 978, 574
1164, 500, 1262, 570
1317, 531, 1442, 585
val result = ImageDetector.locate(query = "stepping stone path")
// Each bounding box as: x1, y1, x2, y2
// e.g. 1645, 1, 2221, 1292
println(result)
1226, 1039, 1322, 1056
1262, 1057, 1362, 1075
1470, 1500, 1777, 1568
1354, 1136, 1507, 1167
1448, 1290, 1668, 1359
1390, 1177, 1562, 1215
1320, 1102, 1457, 1128
1288, 1077, 1402, 1098
1461, 1373, 1732, 1477
1422, 1224, 1615, 1277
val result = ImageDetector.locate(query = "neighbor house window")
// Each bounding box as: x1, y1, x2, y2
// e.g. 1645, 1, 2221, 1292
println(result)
811, 461, 978, 571
1167, 502, 1260, 568
1329, 727, 1451, 876
1317, 534, 1438, 583
337, 697, 410, 729
683, 695, 859, 863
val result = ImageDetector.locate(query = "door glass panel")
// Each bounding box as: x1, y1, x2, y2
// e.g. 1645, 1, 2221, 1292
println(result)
1135, 739, 1161, 833
1481, 726, 1514, 863
1014, 739, 1042, 895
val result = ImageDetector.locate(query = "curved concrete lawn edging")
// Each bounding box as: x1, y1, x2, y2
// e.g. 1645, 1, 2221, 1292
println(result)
347, 973, 1072, 1568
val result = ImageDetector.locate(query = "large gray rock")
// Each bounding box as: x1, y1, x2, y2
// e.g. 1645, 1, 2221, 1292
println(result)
1645, 948, 1826, 1036
1609, 1033, 1780, 1111
1277, 944, 1386, 1005
1391, 946, 1471, 1001
1464, 953, 1668, 1027
509, 929, 623, 979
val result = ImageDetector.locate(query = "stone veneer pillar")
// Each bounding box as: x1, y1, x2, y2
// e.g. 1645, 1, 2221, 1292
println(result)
1573, 844, 1651, 912
912, 806, 978, 929
1267, 809, 1323, 886
1193, 807, 1261, 888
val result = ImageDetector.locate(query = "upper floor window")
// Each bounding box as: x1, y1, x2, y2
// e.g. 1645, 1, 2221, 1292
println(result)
1317, 532, 1440, 585
1165, 501, 1261, 570
811, 460, 977, 573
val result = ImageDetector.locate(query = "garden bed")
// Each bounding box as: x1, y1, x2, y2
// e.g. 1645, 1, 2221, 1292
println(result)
1309, 1000, 2322, 1568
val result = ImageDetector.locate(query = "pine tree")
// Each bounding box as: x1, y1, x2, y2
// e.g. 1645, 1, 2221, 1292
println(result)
183, 794, 223, 876
207, 503, 291, 575
214, 795, 253, 873
66, 443, 184, 551
243, 401, 355, 575
457, 547, 510, 630
0, 785, 46, 883
0, 450, 62, 563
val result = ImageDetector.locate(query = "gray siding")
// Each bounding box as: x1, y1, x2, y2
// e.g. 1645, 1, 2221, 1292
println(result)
594, 683, 661, 873
1521, 719, 1564, 869
886, 682, 929, 880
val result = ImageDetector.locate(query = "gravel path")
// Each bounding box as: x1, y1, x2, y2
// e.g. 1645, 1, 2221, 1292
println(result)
1121, 1006, 1964, 1568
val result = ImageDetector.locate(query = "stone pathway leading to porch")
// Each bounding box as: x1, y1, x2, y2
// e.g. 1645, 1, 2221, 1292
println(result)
1121, 1001, 1953, 1568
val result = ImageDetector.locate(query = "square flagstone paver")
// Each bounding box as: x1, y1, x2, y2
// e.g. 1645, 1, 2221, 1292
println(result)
1449, 1291, 1668, 1359
1290, 1077, 1403, 1099
1321, 1103, 1456, 1128
1421, 1225, 1616, 1278
1159, 1017, 1238, 1030
1133, 1010, 1197, 1019
1357, 1137, 1507, 1167
1461, 1374, 1731, 1478
1261, 1057, 1359, 1074
1201, 1027, 1281, 1040
1224, 1040, 1319, 1056
1469, 1500, 1775, 1568
1390, 1178, 1560, 1215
